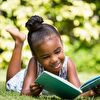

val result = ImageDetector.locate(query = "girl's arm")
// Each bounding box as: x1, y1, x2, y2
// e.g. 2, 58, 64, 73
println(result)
21, 57, 42, 96
67, 58, 99, 96
67, 57, 81, 88
20, 57, 37, 95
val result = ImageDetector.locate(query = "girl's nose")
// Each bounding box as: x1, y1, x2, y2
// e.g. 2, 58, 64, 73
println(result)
50, 55, 58, 64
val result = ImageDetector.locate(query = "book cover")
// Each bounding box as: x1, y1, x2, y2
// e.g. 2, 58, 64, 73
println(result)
35, 71, 82, 99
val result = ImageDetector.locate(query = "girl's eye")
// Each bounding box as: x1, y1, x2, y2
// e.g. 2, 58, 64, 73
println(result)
55, 48, 61, 54
42, 55, 50, 59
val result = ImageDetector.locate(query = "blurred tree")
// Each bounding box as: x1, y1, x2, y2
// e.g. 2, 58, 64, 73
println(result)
0, 0, 100, 73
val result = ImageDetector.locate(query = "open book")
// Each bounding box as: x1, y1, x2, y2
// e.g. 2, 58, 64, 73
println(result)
35, 71, 100, 99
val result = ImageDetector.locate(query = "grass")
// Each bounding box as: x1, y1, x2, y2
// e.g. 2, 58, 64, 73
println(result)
0, 69, 100, 100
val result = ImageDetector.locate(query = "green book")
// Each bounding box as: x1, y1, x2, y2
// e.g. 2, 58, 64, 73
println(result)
35, 71, 100, 99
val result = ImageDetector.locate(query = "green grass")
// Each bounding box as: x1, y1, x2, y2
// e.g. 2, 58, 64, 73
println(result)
0, 69, 100, 100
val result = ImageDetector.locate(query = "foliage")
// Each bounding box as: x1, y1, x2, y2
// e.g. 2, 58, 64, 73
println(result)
0, 0, 100, 73
62, 35, 100, 73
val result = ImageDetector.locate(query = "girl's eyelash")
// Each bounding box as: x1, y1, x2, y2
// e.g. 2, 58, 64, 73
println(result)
43, 56, 49, 59
42, 55, 50, 59
55, 48, 61, 53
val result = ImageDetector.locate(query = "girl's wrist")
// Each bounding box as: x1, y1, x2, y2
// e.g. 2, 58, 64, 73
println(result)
21, 89, 31, 96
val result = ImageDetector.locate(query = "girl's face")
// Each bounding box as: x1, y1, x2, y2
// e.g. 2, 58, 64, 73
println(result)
34, 34, 65, 75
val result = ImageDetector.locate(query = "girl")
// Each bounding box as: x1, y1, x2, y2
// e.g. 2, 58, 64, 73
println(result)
6, 15, 98, 97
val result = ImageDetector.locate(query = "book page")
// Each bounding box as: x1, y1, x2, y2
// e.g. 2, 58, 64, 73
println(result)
80, 76, 100, 92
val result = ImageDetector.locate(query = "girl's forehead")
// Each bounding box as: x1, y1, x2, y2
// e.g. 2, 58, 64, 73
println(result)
43, 34, 59, 41
34, 34, 60, 46
38, 34, 61, 47
34, 35, 62, 54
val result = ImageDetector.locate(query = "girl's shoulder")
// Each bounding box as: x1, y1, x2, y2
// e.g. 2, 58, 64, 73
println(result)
66, 56, 76, 70
63, 56, 69, 67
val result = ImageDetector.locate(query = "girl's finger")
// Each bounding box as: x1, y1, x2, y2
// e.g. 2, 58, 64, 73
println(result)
30, 87, 43, 96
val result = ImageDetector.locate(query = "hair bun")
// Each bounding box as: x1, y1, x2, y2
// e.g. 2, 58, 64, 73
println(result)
25, 15, 43, 32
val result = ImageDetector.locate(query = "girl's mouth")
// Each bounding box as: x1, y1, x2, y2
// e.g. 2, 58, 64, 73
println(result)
52, 62, 62, 70
55, 63, 61, 69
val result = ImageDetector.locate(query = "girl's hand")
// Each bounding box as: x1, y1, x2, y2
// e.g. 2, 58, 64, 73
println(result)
93, 85, 100, 96
30, 83, 43, 96
21, 89, 31, 96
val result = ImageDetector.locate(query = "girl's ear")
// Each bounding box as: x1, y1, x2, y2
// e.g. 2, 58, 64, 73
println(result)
33, 53, 38, 60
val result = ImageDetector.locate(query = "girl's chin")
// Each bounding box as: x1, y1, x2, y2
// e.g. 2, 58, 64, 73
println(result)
53, 65, 62, 74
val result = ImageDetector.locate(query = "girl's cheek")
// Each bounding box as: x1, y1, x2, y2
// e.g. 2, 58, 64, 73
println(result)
42, 60, 49, 67
60, 53, 65, 63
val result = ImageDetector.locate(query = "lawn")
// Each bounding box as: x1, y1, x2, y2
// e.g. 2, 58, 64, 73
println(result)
0, 69, 99, 100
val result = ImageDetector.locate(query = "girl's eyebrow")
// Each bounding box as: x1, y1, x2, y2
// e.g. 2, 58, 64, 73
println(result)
39, 53, 50, 58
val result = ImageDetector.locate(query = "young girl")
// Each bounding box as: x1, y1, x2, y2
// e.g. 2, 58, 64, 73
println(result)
6, 15, 98, 97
